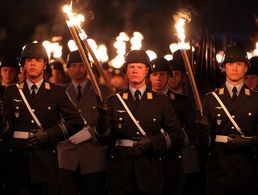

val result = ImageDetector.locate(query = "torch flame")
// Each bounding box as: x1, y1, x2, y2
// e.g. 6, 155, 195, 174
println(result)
130, 31, 143, 50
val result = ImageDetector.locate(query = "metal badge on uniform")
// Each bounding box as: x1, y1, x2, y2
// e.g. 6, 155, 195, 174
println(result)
45, 82, 51, 90
122, 93, 128, 100
244, 88, 250, 96
215, 106, 222, 109
169, 93, 175, 100
117, 110, 126, 113
13, 99, 22, 103
218, 88, 224, 95
216, 119, 221, 125
147, 92, 153, 99
15, 112, 19, 118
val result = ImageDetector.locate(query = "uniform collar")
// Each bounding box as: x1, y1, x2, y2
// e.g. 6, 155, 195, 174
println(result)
129, 85, 146, 97
26, 78, 44, 90
225, 81, 244, 97
72, 79, 88, 93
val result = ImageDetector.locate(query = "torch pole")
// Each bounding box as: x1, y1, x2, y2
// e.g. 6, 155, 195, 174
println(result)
75, 29, 114, 94
66, 21, 103, 101
180, 49, 203, 116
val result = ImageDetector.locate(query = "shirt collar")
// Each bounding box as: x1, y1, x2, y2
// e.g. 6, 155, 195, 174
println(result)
72, 79, 88, 93
26, 79, 44, 91
129, 85, 146, 97
225, 81, 244, 96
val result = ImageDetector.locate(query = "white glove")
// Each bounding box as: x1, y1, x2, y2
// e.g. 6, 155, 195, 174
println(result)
69, 126, 92, 144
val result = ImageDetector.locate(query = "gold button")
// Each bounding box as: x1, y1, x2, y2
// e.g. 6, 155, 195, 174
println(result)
48, 106, 51, 110
232, 115, 235, 118
217, 114, 221, 117
16, 106, 19, 110
248, 113, 252, 116
153, 118, 157, 122
231, 126, 234, 129
119, 117, 123, 121
31, 120, 35, 123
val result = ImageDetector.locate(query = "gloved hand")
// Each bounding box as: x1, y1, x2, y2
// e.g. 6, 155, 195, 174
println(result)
129, 137, 152, 157
27, 129, 48, 148
69, 126, 92, 144
229, 135, 251, 148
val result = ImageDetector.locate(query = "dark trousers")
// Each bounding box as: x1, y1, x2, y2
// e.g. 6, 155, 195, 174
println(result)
108, 189, 161, 195
59, 169, 106, 195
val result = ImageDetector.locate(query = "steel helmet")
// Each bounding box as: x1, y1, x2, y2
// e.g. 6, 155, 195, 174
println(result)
149, 57, 172, 77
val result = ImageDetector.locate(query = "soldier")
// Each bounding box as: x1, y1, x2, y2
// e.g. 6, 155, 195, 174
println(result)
95, 50, 184, 195
49, 60, 69, 86
244, 56, 258, 90
0, 42, 84, 195
57, 50, 107, 195
0, 56, 19, 87
203, 46, 258, 195
149, 57, 202, 195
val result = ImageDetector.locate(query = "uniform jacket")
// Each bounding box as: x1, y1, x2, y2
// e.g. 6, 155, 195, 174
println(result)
96, 87, 184, 191
2, 80, 84, 183
203, 84, 258, 190
57, 81, 107, 174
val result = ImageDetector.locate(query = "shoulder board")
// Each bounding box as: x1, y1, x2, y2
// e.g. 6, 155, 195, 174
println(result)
45, 82, 51, 90
218, 88, 224, 95
169, 93, 175, 100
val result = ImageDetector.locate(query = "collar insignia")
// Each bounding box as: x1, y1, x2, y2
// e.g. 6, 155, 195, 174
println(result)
244, 88, 250, 96
45, 82, 51, 90
147, 92, 153, 99
122, 93, 128, 100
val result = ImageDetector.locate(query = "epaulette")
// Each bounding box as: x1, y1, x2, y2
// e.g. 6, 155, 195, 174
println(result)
169, 93, 175, 100
218, 88, 224, 95
45, 82, 51, 90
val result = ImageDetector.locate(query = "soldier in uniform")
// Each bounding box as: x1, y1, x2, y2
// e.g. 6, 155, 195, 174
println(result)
0, 42, 84, 195
57, 50, 107, 195
96, 50, 185, 195
203, 46, 258, 195
244, 56, 258, 90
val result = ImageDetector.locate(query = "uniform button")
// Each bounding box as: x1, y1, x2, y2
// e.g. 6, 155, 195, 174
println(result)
48, 106, 51, 110
179, 155, 182, 159
16, 106, 19, 110
248, 112, 252, 116
136, 132, 140, 135
92, 106, 96, 109
111, 155, 114, 159
137, 120, 140, 123
119, 117, 123, 121
159, 158, 162, 161
231, 126, 235, 129
52, 150, 56, 154
153, 118, 156, 122
217, 114, 221, 117
31, 120, 35, 123
9, 149, 12, 152
232, 115, 235, 118
32, 109, 35, 112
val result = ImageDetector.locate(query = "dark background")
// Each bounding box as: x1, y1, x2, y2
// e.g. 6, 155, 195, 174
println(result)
0, 0, 257, 58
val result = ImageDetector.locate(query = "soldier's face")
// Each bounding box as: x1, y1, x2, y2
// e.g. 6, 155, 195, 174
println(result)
0, 67, 17, 86
68, 62, 87, 82
149, 71, 169, 91
244, 75, 258, 89
126, 63, 148, 87
168, 70, 185, 89
24, 58, 46, 80
225, 62, 248, 84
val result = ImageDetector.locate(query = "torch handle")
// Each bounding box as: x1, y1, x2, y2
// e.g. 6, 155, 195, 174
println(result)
180, 49, 203, 116
81, 38, 114, 94
67, 23, 103, 101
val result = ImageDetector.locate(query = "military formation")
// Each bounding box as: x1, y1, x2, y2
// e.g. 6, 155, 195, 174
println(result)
0, 42, 258, 195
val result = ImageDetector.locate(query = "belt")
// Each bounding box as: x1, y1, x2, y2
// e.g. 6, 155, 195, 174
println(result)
215, 135, 255, 143
13, 131, 34, 139
116, 139, 138, 147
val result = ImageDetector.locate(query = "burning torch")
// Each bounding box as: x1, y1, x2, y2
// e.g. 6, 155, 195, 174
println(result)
174, 9, 203, 116
63, 2, 103, 100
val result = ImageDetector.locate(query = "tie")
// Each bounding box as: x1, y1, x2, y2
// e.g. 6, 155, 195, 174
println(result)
232, 87, 238, 102
77, 85, 82, 102
31, 84, 37, 99
134, 90, 141, 105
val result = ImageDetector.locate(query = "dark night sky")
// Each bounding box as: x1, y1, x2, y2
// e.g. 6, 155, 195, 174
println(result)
0, 0, 257, 58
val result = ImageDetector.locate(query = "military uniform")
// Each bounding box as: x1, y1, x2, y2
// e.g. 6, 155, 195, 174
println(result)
96, 87, 184, 194
203, 85, 258, 194
1, 80, 84, 194
57, 81, 107, 195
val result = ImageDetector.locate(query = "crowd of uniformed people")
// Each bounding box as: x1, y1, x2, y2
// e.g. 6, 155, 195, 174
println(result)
0, 42, 258, 195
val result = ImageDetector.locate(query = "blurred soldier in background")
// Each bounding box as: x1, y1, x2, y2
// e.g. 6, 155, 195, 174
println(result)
0, 42, 84, 195
57, 50, 107, 195
244, 56, 258, 90
0, 56, 19, 87
49, 60, 69, 86
96, 50, 184, 195
204, 46, 258, 195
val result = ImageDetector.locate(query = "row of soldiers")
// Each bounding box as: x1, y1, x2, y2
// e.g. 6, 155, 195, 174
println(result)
0, 42, 258, 195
